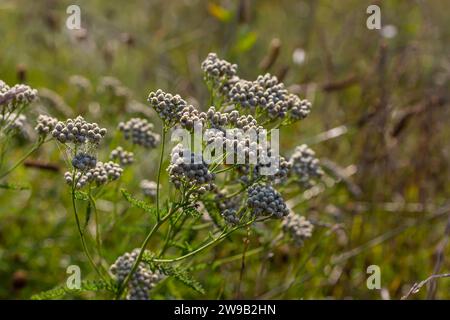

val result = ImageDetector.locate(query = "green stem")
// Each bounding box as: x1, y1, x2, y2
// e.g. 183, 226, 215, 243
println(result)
0, 139, 44, 179
153, 217, 265, 263
159, 210, 190, 257
213, 165, 236, 174
88, 188, 103, 260
0, 136, 10, 172
71, 176, 105, 281
113, 179, 121, 216
156, 128, 167, 221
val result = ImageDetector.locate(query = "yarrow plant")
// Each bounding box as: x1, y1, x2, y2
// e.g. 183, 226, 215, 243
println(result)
0, 80, 39, 180
31, 53, 325, 300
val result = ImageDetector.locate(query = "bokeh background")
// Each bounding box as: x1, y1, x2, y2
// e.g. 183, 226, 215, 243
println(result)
0, 0, 449, 299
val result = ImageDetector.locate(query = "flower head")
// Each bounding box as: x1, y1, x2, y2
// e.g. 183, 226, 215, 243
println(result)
51, 116, 107, 145
247, 183, 289, 218
289, 144, 323, 188
201, 52, 238, 85
147, 89, 187, 127
35, 115, 58, 137
110, 249, 164, 300
118, 118, 159, 149
110, 146, 134, 166
215, 190, 242, 225
64, 161, 123, 189
167, 143, 215, 194
0, 81, 38, 107
282, 213, 314, 246
71, 152, 97, 171
200, 54, 312, 123
179, 105, 207, 130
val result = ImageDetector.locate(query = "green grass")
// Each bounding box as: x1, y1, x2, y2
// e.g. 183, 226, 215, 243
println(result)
0, 0, 449, 299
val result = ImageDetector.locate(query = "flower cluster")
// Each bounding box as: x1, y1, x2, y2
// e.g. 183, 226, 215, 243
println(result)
51, 116, 107, 145
71, 152, 97, 171
47, 116, 117, 189
179, 105, 207, 130
0, 81, 9, 103
215, 191, 241, 225
64, 171, 90, 189
201, 53, 238, 86
110, 249, 164, 300
201, 53, 311, 122
35, 115, 58, 137
229, 73, 311, 120
110, 146, 134, 166
289, 144, 323, 188
286, 95, 311, 120
222, 209, 239, 224
206, 106, 231, 130
228, 79, 259, 109
141, 54, 319, 229
223, 147, 290, 186
204, 107, 261, 132
147, 90, 187, 126
118, 118, 160, 149
0, 80, 38, 107
25, 51, 327, 300
245, 151, 291, 184
140, 179, 157, 198
64, 161, 123, 189
168, 143, 215, 194
247, 184, 289, 218
184, 116, 287, 185
282, 213, 314, 246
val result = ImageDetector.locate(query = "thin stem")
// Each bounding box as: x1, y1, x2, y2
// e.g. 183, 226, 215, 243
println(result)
0, 136, 10, 171
159, 210, 190, 257
153, 217, 264, 263
112, 179, 121, 217
236, 226, 251, 299
156, 128, 167, 221
88, 187, 103, 260
71, 175, 105, 281
213, 165, 237, 174
0, 138, 45, 179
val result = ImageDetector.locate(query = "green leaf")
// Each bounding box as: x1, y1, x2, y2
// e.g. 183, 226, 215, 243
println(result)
31, 280, 117, 300
183, 205, 202, 218
74, 191, 89, 201
0, 182, 30, 190
156, 264, 205, 295
121, 189, 158, 217
141, 250, 156, 265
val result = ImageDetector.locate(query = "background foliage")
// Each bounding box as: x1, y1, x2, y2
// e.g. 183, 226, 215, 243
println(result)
0, 0, 449, 299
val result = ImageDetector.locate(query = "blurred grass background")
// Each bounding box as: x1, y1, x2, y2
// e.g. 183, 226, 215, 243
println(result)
0, 0, 449, 299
